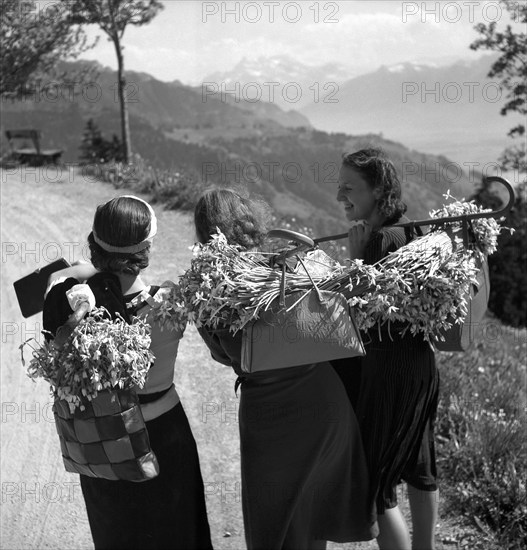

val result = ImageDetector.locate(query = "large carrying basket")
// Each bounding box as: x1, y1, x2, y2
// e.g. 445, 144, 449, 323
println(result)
51, 302, 160, 482
433, 245, 490, 351
54, 388, 159, 481
241, 253, 366, 373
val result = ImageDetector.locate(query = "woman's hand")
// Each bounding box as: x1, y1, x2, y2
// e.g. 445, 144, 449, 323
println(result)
347, 220, 371, 260
66, 284, 96, 312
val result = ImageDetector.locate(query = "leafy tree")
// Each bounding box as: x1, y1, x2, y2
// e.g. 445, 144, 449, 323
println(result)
0, 0, 93, 99
470, 0, 527, 173
68, 0, 164, 163
470, 1, 526, 327
472, 179, 527, 327
79, 118, 123, 164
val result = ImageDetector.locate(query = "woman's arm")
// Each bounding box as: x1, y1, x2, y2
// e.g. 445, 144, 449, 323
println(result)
42, 277, 79, 339
197, 327, 234, 367
347, 221, 372, 260
48, 261, 99, 286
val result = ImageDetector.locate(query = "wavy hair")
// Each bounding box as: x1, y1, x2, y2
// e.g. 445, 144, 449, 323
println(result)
342, 148, 407, 221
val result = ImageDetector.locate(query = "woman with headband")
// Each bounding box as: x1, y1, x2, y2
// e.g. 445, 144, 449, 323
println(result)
44, 196, 213, 550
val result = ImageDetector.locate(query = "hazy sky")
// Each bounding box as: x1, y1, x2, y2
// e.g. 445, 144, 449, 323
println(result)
75, 0, 516, 84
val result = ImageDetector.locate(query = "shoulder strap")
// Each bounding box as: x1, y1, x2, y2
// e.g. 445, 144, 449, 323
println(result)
403, 222, 424, 244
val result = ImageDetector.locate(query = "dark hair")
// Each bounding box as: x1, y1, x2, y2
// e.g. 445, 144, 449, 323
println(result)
342, 148, 407, 220
194, 188, 269, 249
88, 197, 152, 275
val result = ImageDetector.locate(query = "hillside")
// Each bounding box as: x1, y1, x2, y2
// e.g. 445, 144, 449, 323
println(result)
0, 61, 483, 239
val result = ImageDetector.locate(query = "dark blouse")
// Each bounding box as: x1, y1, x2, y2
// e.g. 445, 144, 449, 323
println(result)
364, 215, 413, 265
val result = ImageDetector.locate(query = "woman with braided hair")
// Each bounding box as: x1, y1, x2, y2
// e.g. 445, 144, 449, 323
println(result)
194, 188, 379, 550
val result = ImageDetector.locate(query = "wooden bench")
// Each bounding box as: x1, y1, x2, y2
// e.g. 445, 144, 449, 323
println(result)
4, 129, 63, 166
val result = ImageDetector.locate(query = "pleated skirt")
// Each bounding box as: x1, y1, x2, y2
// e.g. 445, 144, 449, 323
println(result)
355, 334, 440, 514
239, 362, 379, 550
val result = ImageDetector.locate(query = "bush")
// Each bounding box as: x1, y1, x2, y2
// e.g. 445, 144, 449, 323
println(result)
149, 168, 206, 211
83, 153, 206, 212
79, 119, 123, 164
472, 180, 527, 328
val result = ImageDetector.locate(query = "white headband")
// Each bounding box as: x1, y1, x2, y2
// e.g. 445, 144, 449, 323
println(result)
92, 195, 158, 253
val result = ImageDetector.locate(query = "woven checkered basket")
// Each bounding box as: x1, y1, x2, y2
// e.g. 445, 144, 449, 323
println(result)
53, 388, 159, 482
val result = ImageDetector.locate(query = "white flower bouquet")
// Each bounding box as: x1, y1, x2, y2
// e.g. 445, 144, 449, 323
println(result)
22, 307, 155, 413
348, 194, 502, 338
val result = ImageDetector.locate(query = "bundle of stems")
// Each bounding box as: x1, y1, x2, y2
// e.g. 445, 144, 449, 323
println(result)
346, 230, 480, 338
179, 236, 356, 332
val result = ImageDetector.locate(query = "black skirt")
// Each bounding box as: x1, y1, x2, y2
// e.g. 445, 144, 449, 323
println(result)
80, 403, 213, 550
239, 362, 378, 549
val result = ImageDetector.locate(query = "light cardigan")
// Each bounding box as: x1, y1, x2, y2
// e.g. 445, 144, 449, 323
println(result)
127, 284, 185, 410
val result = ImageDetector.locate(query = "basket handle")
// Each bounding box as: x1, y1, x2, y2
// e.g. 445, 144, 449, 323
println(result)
267, 229, 315, 258
267, 229, 320, 308
314, 176, 515, 244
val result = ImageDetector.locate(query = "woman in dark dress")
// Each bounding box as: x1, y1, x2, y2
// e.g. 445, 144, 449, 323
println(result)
193, 189, 379, 550
333, 149, 440, 550
43, 196, 213, 550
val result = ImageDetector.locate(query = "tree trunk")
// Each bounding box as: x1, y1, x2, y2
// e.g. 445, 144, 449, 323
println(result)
113, 38, 131, 164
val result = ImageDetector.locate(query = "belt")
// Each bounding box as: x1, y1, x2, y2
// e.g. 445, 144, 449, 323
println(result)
234, 363, 319, 395
139, 384, 180, 422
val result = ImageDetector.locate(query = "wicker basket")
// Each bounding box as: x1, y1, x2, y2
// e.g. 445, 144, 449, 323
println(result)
53, 388, 159, 482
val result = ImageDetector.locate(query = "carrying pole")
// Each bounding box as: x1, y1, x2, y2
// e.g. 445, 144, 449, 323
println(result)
314, 176, 515, 245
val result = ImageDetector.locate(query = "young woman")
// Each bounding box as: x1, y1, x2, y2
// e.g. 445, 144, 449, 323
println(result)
193, 188, 378, 550
44, 196, 213, 550
334, 148, 440, 550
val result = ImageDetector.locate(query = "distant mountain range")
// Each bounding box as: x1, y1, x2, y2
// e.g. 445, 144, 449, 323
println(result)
203, 55, 353, 110
202, 54, 518, 168
300, 55, 518, 168
1, 59, 485, 237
